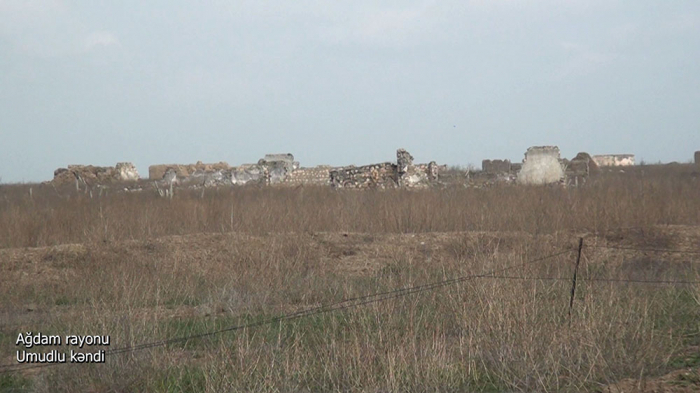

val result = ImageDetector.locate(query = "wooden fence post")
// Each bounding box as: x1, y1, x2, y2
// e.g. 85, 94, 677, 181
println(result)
568, 237, 584, 323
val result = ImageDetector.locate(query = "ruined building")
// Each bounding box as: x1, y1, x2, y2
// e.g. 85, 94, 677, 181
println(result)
258, 154, 299, 172
52, 149, 445, 192
592, 154, 635, 167
564, 152, 599, 186
517, 146, 566, 185
482, 159, 512, 174
329, 149, 441, 189
148, 161, 232, 180
52, 162, 139, 187
283, 166, 334, 186
695, 151, 700, 165
330, 163, 397, 189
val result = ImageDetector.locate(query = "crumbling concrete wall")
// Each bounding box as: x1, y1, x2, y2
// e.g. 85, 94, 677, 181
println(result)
517, 146, 566, 185
592, 154, 635, 167
148, 161, 231, 180
482, 159, 511, 174
330, 163, 397, 189
53, 163, 140, 186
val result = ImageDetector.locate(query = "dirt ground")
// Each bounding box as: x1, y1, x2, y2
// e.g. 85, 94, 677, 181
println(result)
1, 225, 699, 391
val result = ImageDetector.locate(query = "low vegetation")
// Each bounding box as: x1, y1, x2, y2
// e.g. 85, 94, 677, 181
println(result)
0, 164, 699, 392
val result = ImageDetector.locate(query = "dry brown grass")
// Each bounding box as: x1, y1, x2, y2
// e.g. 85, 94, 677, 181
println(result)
0, 165, 699, 392
1, 165, 700, 249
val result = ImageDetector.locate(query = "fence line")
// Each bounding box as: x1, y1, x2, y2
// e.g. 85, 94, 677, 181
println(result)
482, 275, 700, 285
3, 242, 699, 375
585, 244, 700, 255
0, 249, 572, 374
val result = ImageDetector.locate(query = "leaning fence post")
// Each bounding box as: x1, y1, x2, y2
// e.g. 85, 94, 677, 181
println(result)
568, 237, 584, 323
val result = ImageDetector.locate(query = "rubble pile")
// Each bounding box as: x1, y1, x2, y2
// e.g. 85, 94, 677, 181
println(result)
52, 162, 139, 186
148, 161, 232, 180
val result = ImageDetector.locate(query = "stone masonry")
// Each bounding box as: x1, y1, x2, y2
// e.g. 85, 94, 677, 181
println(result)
330, 163, 398, 189
517, 146, 566, 185
282, 166, 334, 186
329, 149, 441, 189
54, 149, 444, 192
53, 162, 140, 186
592, 154, 635, 167
482, 159, 512, 174
148, 161, 232, 180
564, 152, 599, 187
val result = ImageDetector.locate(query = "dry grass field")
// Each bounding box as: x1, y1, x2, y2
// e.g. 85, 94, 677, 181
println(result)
1, 165, 699, 392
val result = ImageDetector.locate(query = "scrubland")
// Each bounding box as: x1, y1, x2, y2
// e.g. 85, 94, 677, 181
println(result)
1, 164, 699, 392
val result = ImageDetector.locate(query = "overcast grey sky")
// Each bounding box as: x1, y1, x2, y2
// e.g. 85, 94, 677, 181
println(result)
1, 0, 699, 182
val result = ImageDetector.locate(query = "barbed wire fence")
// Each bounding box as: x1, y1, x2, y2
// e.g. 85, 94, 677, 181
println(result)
1, 240, 699, 375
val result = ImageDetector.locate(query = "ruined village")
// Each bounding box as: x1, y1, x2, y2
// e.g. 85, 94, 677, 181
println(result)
48, 146, 672, 196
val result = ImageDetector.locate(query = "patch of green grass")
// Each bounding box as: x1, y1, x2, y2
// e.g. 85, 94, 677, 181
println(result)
669, 352, 700, 369
149, 366, 207, 393
54, 295, 76, 306
0, 374, 32, 393
657, 289, 700, 344
159, 310, 357, 351
670, 370, 700, 388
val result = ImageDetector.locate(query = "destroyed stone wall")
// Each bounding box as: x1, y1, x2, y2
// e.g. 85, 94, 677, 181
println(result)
259, 153, 296, 172
517, 146, 566, 185
148, 161, 231, 180
482, 159, 512, 174
402, 163, 432, 188
330, 163, 397, 189
58, 149, 445, 192
328, 149, 440, 189
116, 162, 139, 181
565, 152, 599, 186
396, 149, 413, 174
468, 159, 519, 187
230, 165, 266, 186
282, 166, 334, 186
396, 148, 441, 188
52, 163, 140, 186
592, 154, 635, 167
